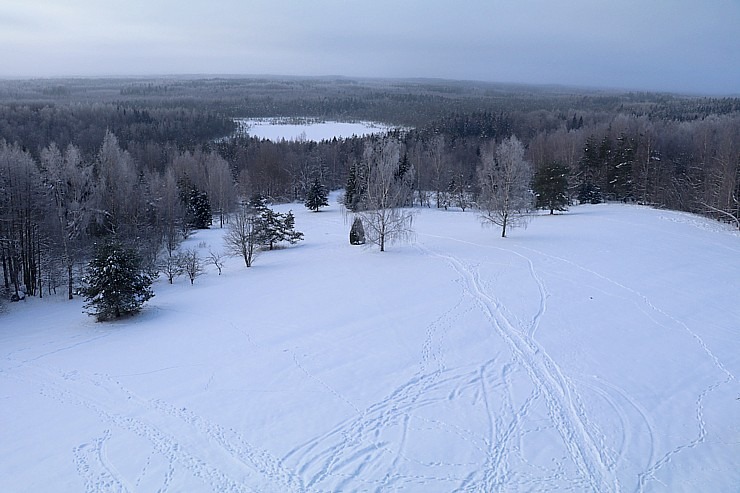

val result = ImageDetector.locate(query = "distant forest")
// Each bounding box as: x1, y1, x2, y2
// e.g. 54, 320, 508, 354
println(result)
1, 76, 738, 301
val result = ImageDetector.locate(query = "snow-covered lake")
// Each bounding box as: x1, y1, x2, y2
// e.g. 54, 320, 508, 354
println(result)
2, 199, 739, 492
234, 118, 395, 142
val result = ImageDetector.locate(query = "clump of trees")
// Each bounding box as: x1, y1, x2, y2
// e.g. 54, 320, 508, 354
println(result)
345, 138, 416, 251
0, 131, 232, 309
224, 196, 304, 267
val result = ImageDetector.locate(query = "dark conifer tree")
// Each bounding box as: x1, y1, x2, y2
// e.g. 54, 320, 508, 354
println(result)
188, 188, 212, 229
81, 240, 154, 321
258, 208, 304, 250
180, 184, 212, 229
534, 162, 569, 214
305, 177, 329, 212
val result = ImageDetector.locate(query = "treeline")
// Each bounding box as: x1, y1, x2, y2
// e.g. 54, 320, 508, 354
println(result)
0, 102, 234, 157
394, 110, 739, 222
4, 77, 737, 130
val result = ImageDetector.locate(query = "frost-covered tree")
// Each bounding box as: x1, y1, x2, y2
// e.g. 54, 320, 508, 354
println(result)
305, 177, 329, 212
358, 138, 415, 251
478, 136, 534, 237
39, 143, 95, 299
204, 152, 236, 228
82, 240, 154, 321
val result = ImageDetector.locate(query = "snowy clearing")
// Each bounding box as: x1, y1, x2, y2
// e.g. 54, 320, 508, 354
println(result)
1, 199, 739, 492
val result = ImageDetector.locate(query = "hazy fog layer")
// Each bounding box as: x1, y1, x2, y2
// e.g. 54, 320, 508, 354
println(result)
0, 0, 738, 95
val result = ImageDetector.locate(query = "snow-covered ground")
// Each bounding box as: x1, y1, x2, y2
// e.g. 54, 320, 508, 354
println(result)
234, 118, 393, 142
1, 198, 739, 492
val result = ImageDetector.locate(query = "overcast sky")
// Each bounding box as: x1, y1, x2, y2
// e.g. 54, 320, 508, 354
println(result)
1, 0, 738, 95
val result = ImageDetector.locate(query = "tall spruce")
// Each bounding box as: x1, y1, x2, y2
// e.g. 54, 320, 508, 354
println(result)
534, 162, 569, 214
305, 177, 329, 212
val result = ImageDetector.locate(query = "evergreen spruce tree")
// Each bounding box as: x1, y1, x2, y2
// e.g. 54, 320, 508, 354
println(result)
577, 135, 604, 204
344, 163, 359, 211
305, 177, 329, 212
82, 240, 154, 321
188, 188, 212, 229
608, 133, 635, 201
180, 184, 212, 229
279, 211, 304, 245
534, 162, 569, 214
344, 161, 367, 212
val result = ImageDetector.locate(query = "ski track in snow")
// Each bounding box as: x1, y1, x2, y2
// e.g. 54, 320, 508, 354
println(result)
280, 235, 616, 492
281, 290, 520, 491
3, 365, 305, 493
418, 231, 736, 492
418, 241, 620, 493
514, 244, 737, 491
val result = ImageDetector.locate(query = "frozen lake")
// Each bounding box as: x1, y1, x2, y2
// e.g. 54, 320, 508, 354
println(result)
234, 118, 395, 142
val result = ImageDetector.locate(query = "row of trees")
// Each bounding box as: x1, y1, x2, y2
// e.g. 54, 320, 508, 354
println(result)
346, 135, 538, 248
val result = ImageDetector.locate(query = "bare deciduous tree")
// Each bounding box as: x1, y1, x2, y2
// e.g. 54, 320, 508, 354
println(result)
224, 206, 261, 267
207, 249, 225, 275
478, 136, 534, 237
158, 251, 184, 284
182, 248, 203, 285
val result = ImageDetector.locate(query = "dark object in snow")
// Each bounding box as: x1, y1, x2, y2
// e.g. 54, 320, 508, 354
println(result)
350, 217, 366, 245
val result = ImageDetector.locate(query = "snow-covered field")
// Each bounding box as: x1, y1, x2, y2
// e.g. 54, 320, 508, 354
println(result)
234, 119, 393, 142
1, 198, 739, 492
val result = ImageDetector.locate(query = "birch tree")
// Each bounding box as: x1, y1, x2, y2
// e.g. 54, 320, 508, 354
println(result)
478, 136, 534, 237
358, 138, 415, 252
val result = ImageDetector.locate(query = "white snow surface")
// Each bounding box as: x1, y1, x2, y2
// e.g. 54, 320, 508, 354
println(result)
235, 118, 393, 142
2, 198, 739, 492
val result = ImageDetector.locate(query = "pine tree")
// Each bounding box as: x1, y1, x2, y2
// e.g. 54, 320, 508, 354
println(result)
305, 177, 329, 212
82, 240, 154, 321
534, 162, 569, 214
